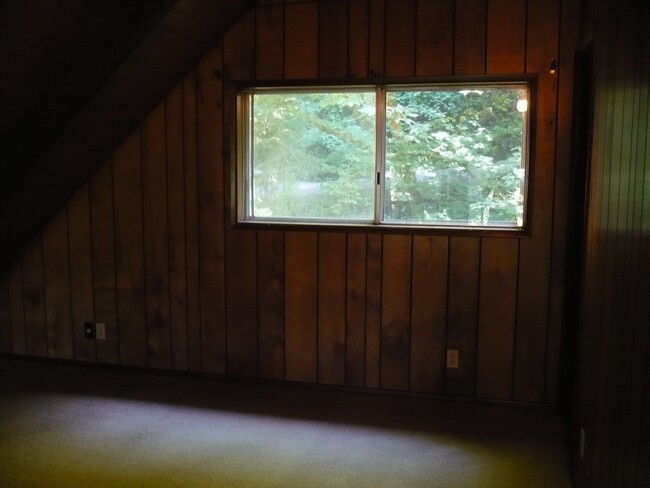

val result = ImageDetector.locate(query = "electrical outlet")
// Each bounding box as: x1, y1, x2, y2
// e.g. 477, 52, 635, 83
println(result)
579, 428, 586, 460
446, 349, 459, 368
84, 322, 95, 339
96, 323, 106, 340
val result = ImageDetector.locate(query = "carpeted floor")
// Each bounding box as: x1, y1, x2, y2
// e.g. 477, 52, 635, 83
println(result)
0, 358, 573, 487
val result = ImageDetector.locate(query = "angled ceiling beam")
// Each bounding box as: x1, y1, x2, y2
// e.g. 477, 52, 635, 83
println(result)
0, 0, 254, 273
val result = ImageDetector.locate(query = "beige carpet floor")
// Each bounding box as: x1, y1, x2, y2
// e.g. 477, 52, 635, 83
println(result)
0, 358, 573, 487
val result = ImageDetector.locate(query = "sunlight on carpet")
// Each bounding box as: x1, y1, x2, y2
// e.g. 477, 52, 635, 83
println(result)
0, 392, 570, 488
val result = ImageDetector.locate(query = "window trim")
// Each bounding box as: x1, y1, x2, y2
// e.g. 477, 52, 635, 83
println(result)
233, 75, 537, 237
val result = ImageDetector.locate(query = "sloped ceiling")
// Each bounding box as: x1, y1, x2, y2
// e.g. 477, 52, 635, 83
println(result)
0, 0, 254, 272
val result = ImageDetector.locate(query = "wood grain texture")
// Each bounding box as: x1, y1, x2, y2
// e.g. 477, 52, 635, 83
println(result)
182, 69, 202, 372
166, 83, 189, 371
416, 0, 454, 76
368, 0, 385, 76
454, 0, 486, 75
90, 159, 119, 364
284, 1, 317, 79
486, 0, 526, 74
380, 234, 412, 391
318, 232, 346, 385
348, 0, 369, 78
113, 131, 147, 367
197, 44, 226, 374
476, 238, 518, 400
285, 231, 318, 383
319, 0, 348, 78
22, 238, 47, 357
365, 233, 382, 388
384, 0, 416, 77
42, 207, 73, 359
142, 102, 172, 370
67, 184, 95, 362
257, 231, 285, 380
1, 0, 582, 410
256, 0, 284, 79
446, 237, 480, 397
410, 236, 448, 394
345, 233, 366, 387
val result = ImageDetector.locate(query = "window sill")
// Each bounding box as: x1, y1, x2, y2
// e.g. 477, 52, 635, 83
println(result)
232, 220, 531, 238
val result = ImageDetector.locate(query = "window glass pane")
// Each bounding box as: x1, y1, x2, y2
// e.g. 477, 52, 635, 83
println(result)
249, 90, 376, 221
383, 86, 527, 227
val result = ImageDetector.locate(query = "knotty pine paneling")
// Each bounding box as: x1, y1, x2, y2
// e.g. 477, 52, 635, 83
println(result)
1, 0, 581, 406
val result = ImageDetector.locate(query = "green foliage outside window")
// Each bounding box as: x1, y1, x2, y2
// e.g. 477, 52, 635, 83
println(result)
242, 83, 528, 228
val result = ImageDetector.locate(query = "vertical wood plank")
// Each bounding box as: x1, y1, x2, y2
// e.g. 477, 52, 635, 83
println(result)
22, 239, 47, 357
256, 0, 284, 79
285, 232, 318, 383
368, 0, 385, 76
346, 233, 366, 387
365, 233, 382, 388
166, 83, 189, 371
348, 0, 369, 78
42, 208, 73, 359
476, 238, 518, 400
224, 8, 258, 378
183, 69, 202, 372
318, 232, 346, 386
410, 236, 448, 394
142, 103, 172, 370
0, 275, 12, 353
415, 0, 454, 76
68, 184, 96, 362
285, 0, 318, 79
514, 0, 560, 403
225, 229, 258, 377
380, 234, 411, 391
384, 0, 416, 77
257, 231, 285, 380
546, 0, 581, 405
113, 131, 147, 367
454, 0, 487, 75
197, 44, 227, 374
8, 262, 25, 354
486, 0, 526, 74
319, 0, 348, 78
446, 237, 480, 397
90, 159, 119, 364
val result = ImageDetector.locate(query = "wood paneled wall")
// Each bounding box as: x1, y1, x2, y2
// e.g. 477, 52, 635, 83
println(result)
0, 0, 580, 405
573, 0, 650, 486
